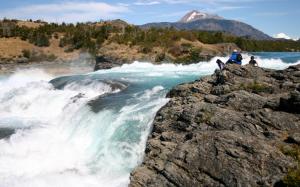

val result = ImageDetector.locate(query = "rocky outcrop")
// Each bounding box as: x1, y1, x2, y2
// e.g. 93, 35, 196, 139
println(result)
94, 55, 123, 71
94, 41, 240, 70
130, 64, 300, 187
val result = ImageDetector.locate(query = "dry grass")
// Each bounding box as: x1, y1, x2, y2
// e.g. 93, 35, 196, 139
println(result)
16, 21, 44, 28
42, 37, 79, 60
99, 42, 157, 62
0, 38, 35, 58
0, 37, 79, 61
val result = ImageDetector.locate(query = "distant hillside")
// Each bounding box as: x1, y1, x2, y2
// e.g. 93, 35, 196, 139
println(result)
0, 19, 238, 65
1, 18, 299, 66
141, 10, 272, 40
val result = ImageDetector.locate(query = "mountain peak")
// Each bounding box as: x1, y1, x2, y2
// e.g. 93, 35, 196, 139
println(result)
179, 10, 223, 23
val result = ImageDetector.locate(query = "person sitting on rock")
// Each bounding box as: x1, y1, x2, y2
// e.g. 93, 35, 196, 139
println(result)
226, 49, 243, 65
249, 56, 258, 66
216, 59, 225, 70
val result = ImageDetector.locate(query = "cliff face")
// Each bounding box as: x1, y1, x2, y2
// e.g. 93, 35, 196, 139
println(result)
130, 64, 300, 186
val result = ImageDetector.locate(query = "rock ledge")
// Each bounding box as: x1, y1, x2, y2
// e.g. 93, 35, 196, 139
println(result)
130, 64, 300, 187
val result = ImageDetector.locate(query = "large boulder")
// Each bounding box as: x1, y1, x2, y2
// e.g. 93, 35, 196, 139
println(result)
130, 64, 300, 187
94, 56, 114, 71
94, 55, 126, 71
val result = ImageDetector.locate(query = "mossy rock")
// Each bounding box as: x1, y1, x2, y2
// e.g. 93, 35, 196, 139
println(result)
280, 145, 300, 187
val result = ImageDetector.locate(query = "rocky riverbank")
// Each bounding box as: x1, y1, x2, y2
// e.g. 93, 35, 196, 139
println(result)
130, 64, 300, 186
94, 41, 239, 71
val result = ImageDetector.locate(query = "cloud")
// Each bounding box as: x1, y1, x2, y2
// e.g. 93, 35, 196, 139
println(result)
273, 33, 299, 41
152, 10, 191, 18
255, 12, 288, 17
204, 6, 248, 13
134, 1, 161, 5
133, 0, 252, 12
0, 1, 129, 23
134, 0, 263, 5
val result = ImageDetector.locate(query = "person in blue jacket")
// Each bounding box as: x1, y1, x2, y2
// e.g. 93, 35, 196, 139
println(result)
226, 49, 243, 65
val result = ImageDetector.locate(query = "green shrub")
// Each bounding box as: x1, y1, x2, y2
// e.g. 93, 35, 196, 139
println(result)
53, 33, 59, 39
139, 46, 152, 54
155, 53, 165, 62
64, 47, 74, 53
281, 145, 300, 187
240, 81, 272, 94
283, 168, 300, 187
46, 54, 57, 61
22, 49, 31, 58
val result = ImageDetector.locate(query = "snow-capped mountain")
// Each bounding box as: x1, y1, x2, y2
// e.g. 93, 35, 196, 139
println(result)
140, 10, 272, 40
179, 10, 223, 23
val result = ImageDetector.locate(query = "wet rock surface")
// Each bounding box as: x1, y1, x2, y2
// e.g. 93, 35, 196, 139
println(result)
130, 64, 300, 187
0, 128, 15, 139
94, 55, 126, 71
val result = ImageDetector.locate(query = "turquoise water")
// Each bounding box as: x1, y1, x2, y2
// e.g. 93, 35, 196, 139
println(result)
0, 53, 299, 187
252, 52, 300, 64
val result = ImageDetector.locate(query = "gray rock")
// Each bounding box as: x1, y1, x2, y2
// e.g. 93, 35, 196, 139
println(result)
286, 133, 300, 145
15, 57, 29, 64
0, 128, 15, 139
130, 64, 300, 187
94, 55, 126, 71
280, 90, 300, 113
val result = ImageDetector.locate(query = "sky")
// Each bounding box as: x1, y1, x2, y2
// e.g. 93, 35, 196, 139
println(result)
0, 0, 299, 39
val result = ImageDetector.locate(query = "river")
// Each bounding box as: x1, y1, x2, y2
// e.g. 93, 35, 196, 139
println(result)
0, 52, 299, 187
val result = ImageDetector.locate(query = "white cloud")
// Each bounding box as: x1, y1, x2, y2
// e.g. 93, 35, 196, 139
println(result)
255, 12, 288, 16
134, 1, 161, 5
134, 0, 263, 5
274, 33, 299, 41
0, 2, 129, 23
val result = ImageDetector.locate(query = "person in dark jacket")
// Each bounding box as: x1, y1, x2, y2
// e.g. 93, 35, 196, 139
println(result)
226, 50, 243, 65
216, 59, 225, 70
249, 56, 258, 66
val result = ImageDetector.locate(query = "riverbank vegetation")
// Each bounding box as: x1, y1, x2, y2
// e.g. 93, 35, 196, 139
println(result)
1, 19, 300, 59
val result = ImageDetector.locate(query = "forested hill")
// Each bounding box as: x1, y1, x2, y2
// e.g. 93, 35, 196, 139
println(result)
0, 19, 300, 64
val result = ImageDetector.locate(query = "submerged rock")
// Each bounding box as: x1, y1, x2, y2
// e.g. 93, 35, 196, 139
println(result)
0, 128, 15, 139
130, 64, 300, 187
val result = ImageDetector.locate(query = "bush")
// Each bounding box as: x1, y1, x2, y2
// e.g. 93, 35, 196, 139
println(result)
64, 47, 74, 53
280, 145, 300, 187
139, 46, 152, 54
168, 46, 182, 57
54, 33, 59, 39
155, 53, 165, 62
22, 49, 31, 58
240, 81, 273, 94
284, 168, 300, 187
46, 54, 57, 61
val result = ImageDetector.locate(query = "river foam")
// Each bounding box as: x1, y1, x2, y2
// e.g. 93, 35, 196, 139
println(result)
0, 53, 299, 187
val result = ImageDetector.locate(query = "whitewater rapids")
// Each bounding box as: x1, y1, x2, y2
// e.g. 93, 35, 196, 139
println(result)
0, 53, 299, 187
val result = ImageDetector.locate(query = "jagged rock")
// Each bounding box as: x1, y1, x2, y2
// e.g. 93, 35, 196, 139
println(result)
130, 64, 300, 187
94, 55, 125, 71
285, 133, 300, 145
94, 56, 114, 70
280, 90, 300, 113
15, 57, 29, 64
